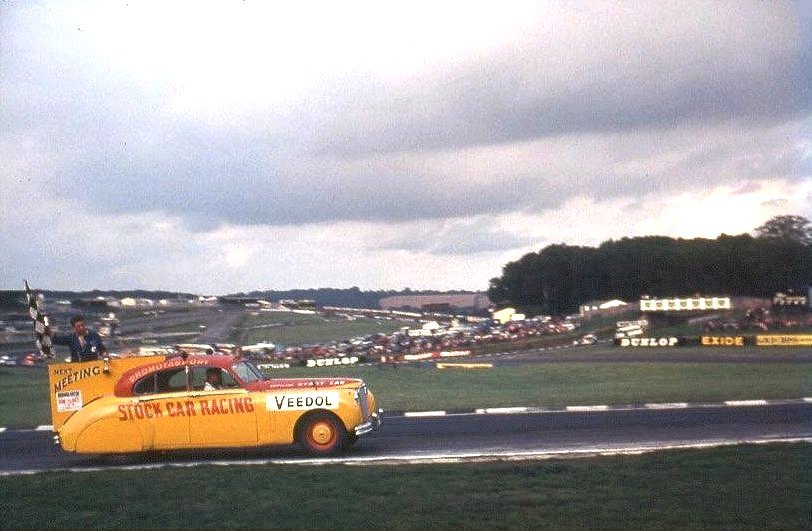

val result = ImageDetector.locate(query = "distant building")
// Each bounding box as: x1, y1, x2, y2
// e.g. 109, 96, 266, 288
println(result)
640, 296, 731, 312
279, 299, 317, 311
219, 296, 262, 306
422, 303, 452, 313
379, 293, 491, 312
773, 291, 808, 309
579, 299, 628, 315
119, 297, 154, 307
491, 307, 516, 324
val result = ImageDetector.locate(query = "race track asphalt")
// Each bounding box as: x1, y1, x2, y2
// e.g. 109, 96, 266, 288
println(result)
1, 403, 809, 474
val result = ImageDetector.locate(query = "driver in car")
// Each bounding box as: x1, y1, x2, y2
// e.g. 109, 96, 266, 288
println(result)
203, 368, 222, 391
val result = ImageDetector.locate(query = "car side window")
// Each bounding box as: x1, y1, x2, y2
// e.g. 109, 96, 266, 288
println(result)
221, 370, 238, 388
164, 369, 189, 392
133, 374, 157, 395
190, 367, 206, 390
223, 371, 240, 389
134, 367, 188, 395
191, 366, 239, 390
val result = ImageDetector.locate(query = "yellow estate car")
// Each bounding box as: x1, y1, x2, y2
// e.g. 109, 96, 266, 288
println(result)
48, 354, 381, 455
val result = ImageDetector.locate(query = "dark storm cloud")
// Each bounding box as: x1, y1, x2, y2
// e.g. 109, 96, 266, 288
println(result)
375, 218, 538, 255
302, 55, 809, 158
63, 132, 550, 226
297, 1, 811, 156
2, 0, 810, 231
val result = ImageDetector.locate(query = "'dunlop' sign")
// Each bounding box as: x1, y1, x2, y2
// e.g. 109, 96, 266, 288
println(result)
618, 337, 680, 347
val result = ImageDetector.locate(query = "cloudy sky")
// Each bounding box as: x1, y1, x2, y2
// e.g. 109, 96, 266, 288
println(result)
1, 1, 810, 294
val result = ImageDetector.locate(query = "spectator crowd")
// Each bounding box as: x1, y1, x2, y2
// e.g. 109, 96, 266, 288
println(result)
703, 306, 812, 332
248, 318, 577, 364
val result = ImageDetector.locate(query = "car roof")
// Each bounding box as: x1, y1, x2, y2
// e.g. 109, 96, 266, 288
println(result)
115, 354, 237, 396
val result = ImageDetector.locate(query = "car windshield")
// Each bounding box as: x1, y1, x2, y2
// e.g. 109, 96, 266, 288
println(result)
231, 360, 265, 384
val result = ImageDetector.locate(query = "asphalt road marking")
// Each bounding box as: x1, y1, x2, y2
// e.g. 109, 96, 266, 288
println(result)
397, 398, 808, 418
436, 362, 493, 369
2, 436, 810, 477
724, 400, 768, 407
2, 399, 809, 432
475, 407, 530, 414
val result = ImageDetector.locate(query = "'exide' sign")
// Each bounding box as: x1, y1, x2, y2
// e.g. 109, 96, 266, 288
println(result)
617, 337, 680, 347
700, 336, 745, 347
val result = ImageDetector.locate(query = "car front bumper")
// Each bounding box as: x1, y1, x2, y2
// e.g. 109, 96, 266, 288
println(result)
354, 409, 383, 436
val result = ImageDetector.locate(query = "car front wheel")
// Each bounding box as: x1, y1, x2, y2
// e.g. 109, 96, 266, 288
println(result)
298, 413, 346, 456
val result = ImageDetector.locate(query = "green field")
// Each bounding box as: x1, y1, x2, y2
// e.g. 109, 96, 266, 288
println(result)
280, 360, 812, 412
2, 355, 810, 427
229, 311, 414, 345
0, 368, 51, 428
1, 444, 809, 528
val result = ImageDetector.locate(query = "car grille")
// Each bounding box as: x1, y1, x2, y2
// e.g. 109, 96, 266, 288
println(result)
356, 385, 370, 420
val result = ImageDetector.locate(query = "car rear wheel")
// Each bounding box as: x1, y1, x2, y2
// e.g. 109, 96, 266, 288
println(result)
298, 413, 346, 456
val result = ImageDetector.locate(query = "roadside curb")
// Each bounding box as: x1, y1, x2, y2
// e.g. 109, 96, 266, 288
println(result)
2, 398, 810, 432
389, 397, 812, 418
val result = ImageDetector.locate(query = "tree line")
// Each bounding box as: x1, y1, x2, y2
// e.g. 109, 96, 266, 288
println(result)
487, 216, 812, 315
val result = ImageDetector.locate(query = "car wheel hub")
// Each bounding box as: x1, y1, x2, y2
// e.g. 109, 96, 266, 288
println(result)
310, 421, 334, 445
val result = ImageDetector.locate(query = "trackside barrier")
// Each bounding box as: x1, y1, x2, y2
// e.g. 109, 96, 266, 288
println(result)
403, 350, 473, 361
436, 362, 493, 369
305, 356, 361, 367
615, 337, 682, 347
256, 356, 366, 370
755, 334, 812, 347
699, 336, 746, 347
695, 335, 812, 347
256, 350, 474, 370
614, 335, 812, 348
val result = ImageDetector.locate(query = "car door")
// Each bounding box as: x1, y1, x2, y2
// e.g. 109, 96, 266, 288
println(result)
131, 366, 192, 449
188, 366, 259, 447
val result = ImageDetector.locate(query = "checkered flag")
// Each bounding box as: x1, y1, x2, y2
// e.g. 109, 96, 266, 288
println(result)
24, 280, 54, 358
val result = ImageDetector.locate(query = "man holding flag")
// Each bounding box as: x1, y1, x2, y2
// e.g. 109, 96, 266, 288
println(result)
50, 314, 108, 363
25, 281, 108, 367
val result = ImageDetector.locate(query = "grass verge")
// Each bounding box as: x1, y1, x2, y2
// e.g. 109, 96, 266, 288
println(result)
1, 444, 809, 528
1, 359, 810, 427
281, 361, 812, 412
0, 367, 51, 428
230, 311, 412, 345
